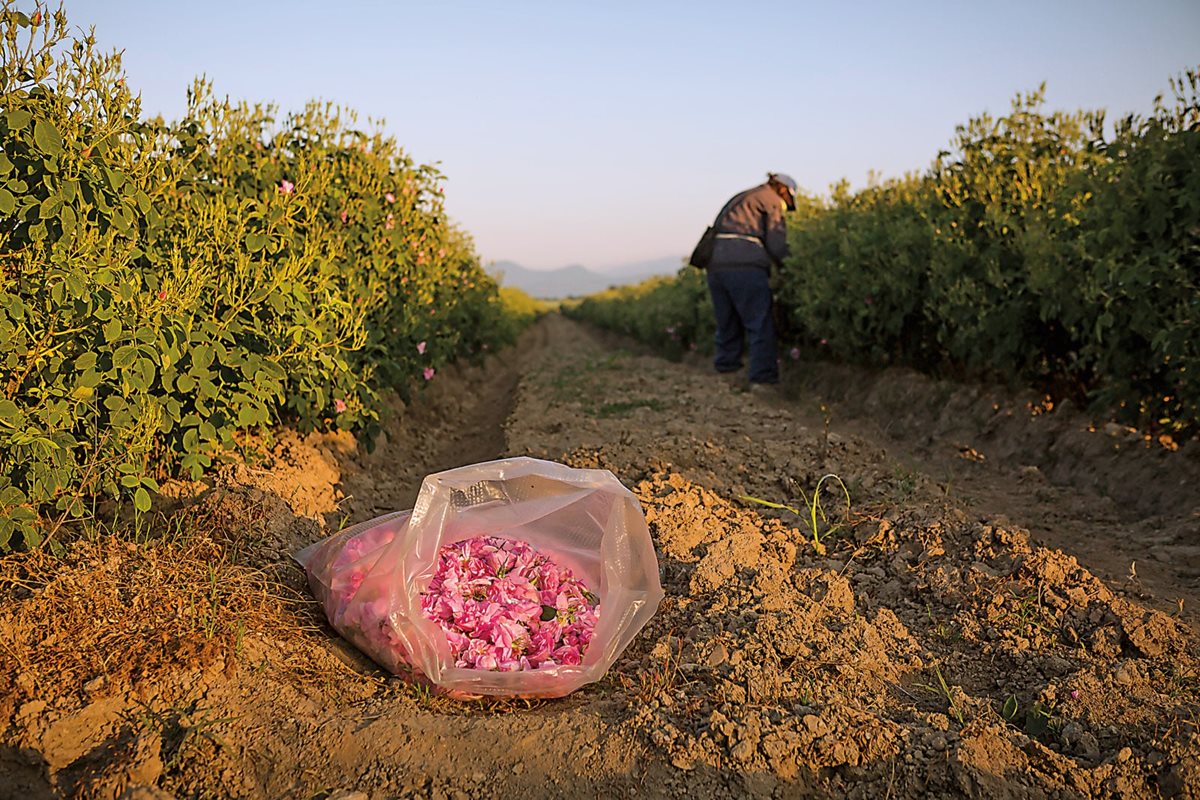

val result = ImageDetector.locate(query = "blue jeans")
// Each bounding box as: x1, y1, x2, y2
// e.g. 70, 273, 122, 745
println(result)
706, 267, 779, 384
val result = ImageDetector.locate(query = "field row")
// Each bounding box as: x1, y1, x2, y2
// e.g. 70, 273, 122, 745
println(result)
571, 71, 1200, 443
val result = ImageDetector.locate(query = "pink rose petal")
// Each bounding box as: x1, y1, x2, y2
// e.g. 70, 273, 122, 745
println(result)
419, 536, 599, 671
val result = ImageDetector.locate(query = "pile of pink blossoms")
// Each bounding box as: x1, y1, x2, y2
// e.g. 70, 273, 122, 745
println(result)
421, 536, 599, 671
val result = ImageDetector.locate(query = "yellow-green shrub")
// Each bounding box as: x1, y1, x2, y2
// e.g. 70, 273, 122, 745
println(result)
0, 4, 520, 548
573, 73, 1200, 439
567, 270, 710, 360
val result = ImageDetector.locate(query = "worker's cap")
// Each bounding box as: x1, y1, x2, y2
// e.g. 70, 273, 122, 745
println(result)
768, 173, 798, 193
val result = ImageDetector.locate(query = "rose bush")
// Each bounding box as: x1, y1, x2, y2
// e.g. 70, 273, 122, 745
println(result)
0, 3, 525, 549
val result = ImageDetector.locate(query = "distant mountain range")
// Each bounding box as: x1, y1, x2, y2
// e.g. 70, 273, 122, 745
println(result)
489, 256, 684, 299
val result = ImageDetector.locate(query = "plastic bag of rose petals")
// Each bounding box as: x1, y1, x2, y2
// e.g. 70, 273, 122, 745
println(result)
295, 457, 664, 698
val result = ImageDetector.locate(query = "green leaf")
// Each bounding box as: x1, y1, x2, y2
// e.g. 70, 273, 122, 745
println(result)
33, 119, 64, 156
6, 109, 32, 131
136, 356, 156, 387
39, 194, 62, 219
126, 369, 147, 393
192, 344, 213, 369
0, 188, 14, 215
113, 344, 137, 368
0, 486, 26, 506
181, 453, 210, 480
8, 506, 35, 521
103, 167, 127, 190
134, 486, 151, 513
22, 526, 42, 549
75, 352, 98, 371
1024, 704, 1051, 738
236, 405, 257, 427
104, 318, 122, 342
1002, 695, 1019, 721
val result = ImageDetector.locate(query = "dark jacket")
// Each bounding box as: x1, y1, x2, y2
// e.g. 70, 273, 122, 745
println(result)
708, 183, 789, 271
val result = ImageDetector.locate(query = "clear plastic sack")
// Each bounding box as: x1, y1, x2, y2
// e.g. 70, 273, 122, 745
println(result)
296, 457, 664, 698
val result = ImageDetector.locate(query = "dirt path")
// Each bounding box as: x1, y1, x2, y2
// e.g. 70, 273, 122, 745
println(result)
777, 358, 1200, 625
3, 314, 1198, 800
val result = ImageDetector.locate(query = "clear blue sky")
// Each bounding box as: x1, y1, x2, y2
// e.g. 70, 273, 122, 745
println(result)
73, 1, 1199, 271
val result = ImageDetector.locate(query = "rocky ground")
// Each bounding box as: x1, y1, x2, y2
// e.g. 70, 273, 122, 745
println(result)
2, 314, 1198, 799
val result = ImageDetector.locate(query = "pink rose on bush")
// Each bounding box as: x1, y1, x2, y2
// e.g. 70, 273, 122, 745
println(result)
279, 179, 294, 194
334, 398, 347, 413
417, 341, 427, 355
385, 192, 396, 203
423, 367, 435, 381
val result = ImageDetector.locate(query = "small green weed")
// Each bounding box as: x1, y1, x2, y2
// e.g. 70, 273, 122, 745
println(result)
999, 694, 1058, 738
917, 666, 967, 726
137, 700, 234, 769
926, 604, 960, 642
1166, 664, 1200, 700
741, 473, 851, 553
1001, 694, 1020, 723
1004, 588, 1059, 644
